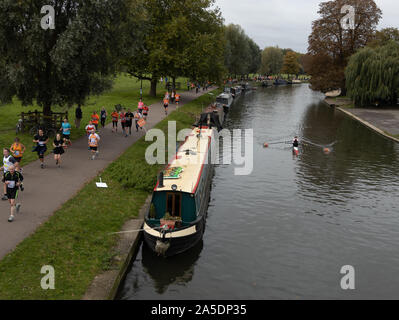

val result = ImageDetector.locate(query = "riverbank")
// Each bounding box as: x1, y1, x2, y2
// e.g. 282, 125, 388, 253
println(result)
325, 97, 399, 143
0, 87, 221, 300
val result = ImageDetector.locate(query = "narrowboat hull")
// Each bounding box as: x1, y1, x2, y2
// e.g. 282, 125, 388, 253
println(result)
144, 151, 214, 257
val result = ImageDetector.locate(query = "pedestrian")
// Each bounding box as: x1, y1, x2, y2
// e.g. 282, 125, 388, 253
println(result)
187, 81, 190, 91
143, 104, 149, 120
175, 93, 181, 108
91, 111, 100, 130
88, 130, 100, 160
100, 107, 107, 128
53, 133, 65, 168
196, 84, 200, 94
171, 90, 175, 104
120, 109, 128, 137
75, 105, 83, 128
163, 96, 169, 115
85, 120, 96, 136
111, 109, 119, 133
138, 99, 144, 114
60, 118, 72, 148
134, 110, 143, 132
2, 148, 17, 201
2, 165, 23, 222
10, 137, 26, 172
32, 129, 49, 169
125, 109, 134, 135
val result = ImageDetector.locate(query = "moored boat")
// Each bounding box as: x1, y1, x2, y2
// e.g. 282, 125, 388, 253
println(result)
143, 114, 219, 257
274, 79, 288, 85
216, 92, 234, 113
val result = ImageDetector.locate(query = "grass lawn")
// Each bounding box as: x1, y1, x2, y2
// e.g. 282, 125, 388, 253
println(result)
0, 87, 222, 300
0, 74, 188, 165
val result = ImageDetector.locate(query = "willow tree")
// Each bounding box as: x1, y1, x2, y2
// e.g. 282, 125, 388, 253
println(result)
0, 0, 129, 115
307, 0, 382, 94
281, 51, 300, 76
346, 41, 399, 107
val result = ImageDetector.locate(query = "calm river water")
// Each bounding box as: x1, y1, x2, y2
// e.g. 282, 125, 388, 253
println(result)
118, 84, 399, 300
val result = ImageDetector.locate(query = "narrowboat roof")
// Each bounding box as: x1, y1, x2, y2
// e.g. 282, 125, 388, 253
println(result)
155, 127, 214, 194
217, 92, 233, 99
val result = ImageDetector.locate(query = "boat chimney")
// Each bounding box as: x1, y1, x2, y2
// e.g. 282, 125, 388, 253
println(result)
159, 172, 164, 188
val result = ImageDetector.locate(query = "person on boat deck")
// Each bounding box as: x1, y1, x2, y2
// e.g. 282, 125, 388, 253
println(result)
293, 137, 299, 148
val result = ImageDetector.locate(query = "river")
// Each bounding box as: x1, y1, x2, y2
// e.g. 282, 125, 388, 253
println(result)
118, 84, 399, 300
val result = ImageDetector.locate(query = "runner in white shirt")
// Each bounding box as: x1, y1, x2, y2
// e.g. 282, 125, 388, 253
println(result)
1, 148, 16, 201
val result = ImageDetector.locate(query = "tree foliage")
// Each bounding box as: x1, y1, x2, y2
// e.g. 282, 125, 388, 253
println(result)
306, 0, 382, 93
281, 51, 300, 75
259, 47, 283, 75
0, 0, 129, 114
368, 27, 399, 48
346, 41, 399, 107
124, 0, 225, 96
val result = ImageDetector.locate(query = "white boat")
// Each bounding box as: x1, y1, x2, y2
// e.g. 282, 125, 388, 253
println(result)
325, 89, 341, 98
216, 92, 234, 113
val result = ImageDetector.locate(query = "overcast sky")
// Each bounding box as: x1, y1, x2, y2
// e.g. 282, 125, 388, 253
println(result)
214, 0, 399, 53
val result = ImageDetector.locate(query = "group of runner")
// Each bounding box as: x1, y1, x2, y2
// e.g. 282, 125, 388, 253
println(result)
163, 91, 181, 115
1, 98, 152, 223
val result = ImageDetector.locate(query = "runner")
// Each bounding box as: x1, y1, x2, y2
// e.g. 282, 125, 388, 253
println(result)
175, 93, 181, 107
85, 120, 96, 136
53, 133, 66, 168
171, 90, 175, 104
32, 129, 49, 169
163, 97, 169, 115
75, 105, 83, 128
120, 109, 128, 137
125, 109, 134, 135
10, 137, 26, 172
100, 107, 107, 128
88, 130, 100, 160
91, 111, 100, 130
138, 99, 144, 114
134, 110, 144, 132
1, 148, 16, 201
111, 109, 119, 133
2, 165, 23, 222
60, 118, 72, 148
143, 104, 149, 120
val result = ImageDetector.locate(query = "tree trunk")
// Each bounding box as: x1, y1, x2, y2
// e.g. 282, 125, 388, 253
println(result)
149, 78, 158, 97
172, 77, 176, 91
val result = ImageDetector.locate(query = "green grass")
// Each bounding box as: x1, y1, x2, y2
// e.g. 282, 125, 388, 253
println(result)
0, 87, 222, 300
0, 74, 188, 165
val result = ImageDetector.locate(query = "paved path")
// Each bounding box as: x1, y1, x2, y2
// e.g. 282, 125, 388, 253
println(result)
0, 88, 215, 260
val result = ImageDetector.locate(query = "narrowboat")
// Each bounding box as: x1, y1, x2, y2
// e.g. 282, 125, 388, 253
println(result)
216, 92, 234, 113
230, 86, 242, 99
274, 79, 288, 85
143, 113, 220, 257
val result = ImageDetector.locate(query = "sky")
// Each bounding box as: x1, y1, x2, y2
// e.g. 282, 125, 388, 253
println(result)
214, 0, 399, 53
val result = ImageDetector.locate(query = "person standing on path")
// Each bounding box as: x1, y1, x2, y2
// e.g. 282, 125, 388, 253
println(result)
100, 107, 107, 128
2, 148, 16, 201
163, 97, 169, 115
125, 109, 134, 136
91, 111, 100, 131
60, 118, 72, 148
2, 165, 23, 222
88, 130, 100, 160
10, 137, 26, 172
75, 105, 83, 128
33, 129, 49, 169
53, 133, 66, 168
111, 109, 119, 133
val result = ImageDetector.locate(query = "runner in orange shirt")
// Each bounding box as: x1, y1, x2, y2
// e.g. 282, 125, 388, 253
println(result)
111, 109, 119, 133
91, 111, 100, 130
163, 97, 169, 115
175, 93, 181, 108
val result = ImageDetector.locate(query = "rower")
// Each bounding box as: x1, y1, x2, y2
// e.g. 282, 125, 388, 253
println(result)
293, 136, 299, 148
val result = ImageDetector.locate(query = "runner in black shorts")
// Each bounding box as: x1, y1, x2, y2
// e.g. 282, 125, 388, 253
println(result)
33, 129, 49, 169
125, 109, 134, 135
2, 165, 23, 222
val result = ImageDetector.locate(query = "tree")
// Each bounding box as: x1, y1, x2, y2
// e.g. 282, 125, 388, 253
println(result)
281, 51, 300, 76
259, 46, 283, 75
224, 24, 250, 77
345, 41, 399, 106
247, 38, 262, 76
124, 0, 225, 97
0, 0, 129, 115
307, 0, 382, 94
368, 27, 399, 48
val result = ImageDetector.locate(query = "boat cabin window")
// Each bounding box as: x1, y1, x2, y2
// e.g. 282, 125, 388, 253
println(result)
166, 193, 182, 217
216, 98, 228, 105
